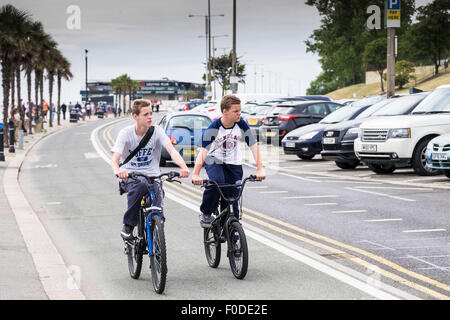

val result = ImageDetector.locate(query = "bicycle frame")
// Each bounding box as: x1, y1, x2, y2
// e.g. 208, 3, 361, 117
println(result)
142, 189, 163, 256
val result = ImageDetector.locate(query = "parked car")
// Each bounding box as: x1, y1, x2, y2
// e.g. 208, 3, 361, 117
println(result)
425, 133, 450, 178
335, 98, 358, 106
322, 93, 429, 169
260, 100, 343, 143
245, 103, 278, 140
354, 85, 450, 175
191, 101, 221, 120
178, 99, 208, 111
158, 112, 212, 166
281, 101, 375, 160
293, 95, 332, 101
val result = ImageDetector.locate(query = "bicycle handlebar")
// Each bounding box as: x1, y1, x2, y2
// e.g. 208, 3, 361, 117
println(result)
127, 171, 181, 184
200, 175, 259, 203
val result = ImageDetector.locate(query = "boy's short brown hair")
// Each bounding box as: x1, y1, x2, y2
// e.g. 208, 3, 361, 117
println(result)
131, 99, 151, 115
220, 94, 241, 112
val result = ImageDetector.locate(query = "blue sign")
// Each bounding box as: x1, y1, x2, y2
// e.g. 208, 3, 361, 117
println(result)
387, 0, 400, 10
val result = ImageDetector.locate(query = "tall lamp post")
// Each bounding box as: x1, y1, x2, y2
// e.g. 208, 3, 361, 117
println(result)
188, 9, 224, 100
85, 49, 89, 106
231, 0, 238, 93
199, 34, 229, 99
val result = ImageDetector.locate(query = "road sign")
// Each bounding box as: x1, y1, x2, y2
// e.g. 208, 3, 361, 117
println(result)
386, 0, 400, 28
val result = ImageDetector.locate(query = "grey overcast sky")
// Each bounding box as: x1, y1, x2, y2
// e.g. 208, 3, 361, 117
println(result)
1, 0, 433, 103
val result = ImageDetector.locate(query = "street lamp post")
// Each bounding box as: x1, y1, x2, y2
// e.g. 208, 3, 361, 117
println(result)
188, 10, 224, 100
231, 0, 238, 94
85, 49, 89, 106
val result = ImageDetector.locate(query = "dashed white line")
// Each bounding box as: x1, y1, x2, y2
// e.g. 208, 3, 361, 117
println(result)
260, 191, 289, 194
281, 195, 337, 200
332, 210, 367, 214
402, 229, 447, 233
304, 203, 338, 206
345, 187, 416, 202
365, 218, 403, 222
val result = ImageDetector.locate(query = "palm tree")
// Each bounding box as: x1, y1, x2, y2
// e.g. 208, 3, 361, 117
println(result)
0, 4, 31, 145
56, 57, 72, 126
45, 47, 62, 127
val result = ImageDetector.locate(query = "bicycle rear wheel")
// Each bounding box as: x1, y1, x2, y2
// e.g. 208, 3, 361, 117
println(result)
149, 215, 167, 294
204, 226, 221, 268
228, 221, 248, 279
126, 228, 143, 279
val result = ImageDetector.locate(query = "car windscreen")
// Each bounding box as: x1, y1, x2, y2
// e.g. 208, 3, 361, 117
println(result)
350, 95, 386, 108
412, 88, 450, 114
320, 106, 361, 124
372, 94, 426, 116
354, 99, 392, 119
167, 115, 211, 130
269, 106, 296, 115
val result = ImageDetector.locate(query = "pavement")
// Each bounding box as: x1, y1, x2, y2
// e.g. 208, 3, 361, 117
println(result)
0, 113, 122, 300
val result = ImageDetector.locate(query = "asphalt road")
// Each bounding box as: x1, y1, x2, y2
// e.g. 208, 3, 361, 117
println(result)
18, 115, 450, 300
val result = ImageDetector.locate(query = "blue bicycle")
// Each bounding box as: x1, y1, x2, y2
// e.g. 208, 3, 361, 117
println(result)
123, 171, 180, 294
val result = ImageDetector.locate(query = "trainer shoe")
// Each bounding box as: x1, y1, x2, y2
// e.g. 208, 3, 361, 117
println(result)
121, 224, 134, 240
199, 213, 213, 228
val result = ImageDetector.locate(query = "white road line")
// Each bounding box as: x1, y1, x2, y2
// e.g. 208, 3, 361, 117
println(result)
403, 229, 447, 233
345, 187, 416, 202
280, 172, 322, 183
46, 202, 62, 205
247, 186, 269, 189
324, 180, 382, 185
281, 195, 337, 200
356, 186, 432, 191
260, 191, 289, 194
332, 210, 368, 214
84, 152, 100, 159
304, 203, 337, 206
365, 218, 403, 222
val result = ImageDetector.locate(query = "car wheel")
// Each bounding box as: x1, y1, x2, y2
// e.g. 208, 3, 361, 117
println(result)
444, 171, 450, 179
335, 160, 358, 169
367, 163, 396, 174
297, 154, 315, 160
412, 139, 440, 176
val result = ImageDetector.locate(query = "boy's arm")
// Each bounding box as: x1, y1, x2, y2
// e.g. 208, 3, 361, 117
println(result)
164, 143, 190, 178
111, 152, 128, 179
192, 147, 208, 185
249, 143, 266, 180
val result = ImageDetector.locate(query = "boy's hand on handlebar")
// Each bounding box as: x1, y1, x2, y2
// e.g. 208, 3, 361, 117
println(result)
115, 169, 129, 179
179, 168, 190, 178
255, 168, 266, 181
192, 174, 204, 186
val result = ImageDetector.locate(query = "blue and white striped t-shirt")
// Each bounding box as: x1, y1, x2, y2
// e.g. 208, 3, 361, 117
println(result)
202, 118, 256, 165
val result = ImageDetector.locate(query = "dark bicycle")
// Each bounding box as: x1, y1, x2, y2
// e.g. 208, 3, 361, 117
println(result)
200, 175, 259, 279
122, 171, 180, 294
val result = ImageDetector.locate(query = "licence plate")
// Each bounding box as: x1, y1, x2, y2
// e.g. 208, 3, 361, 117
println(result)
323, 137, 336, 144
266, 131, 276, 137
285, 142, 296, 148
248, 118, 258, 125
362, 144, 377, 152
431, 153, 447, 160
182, 149, 196, 156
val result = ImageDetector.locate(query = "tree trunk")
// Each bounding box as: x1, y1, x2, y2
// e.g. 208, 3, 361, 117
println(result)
27, 70, 33, 134
10, 67, 15, 118
40, 72, 44, 130
57, 75, 61, 126
34, 70, 40, 125
2, 60, 11, 148
16, 65, 25, 131
378, 70, 385, 93
48, 75, 53, 127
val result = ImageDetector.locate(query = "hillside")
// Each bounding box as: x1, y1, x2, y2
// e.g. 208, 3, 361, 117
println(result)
326, 69, 450, 100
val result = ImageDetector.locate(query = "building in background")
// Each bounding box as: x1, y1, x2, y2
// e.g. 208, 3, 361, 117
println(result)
80, 77, 205, 105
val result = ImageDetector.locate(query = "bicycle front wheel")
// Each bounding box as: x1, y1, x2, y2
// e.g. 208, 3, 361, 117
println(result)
228, 221, 248, 279
149, 215, 167, 294
204, 226, 221, 268
127, 229, 143, 279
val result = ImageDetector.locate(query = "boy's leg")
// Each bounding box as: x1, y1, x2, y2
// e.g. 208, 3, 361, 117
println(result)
222, 164, 243, 218
122, 178, 149, 227
199, 162, 225, 226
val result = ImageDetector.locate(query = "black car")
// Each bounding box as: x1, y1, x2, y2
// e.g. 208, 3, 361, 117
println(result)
321, 92, 429, 169
260, 100, 343, 143
244, 104, 277, 141
281, 102, 374, 159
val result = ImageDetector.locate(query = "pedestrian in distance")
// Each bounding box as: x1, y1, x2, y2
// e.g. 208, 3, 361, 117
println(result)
61, 103, 67, 120
192, 94, 266, 228
110, 99, 190, 239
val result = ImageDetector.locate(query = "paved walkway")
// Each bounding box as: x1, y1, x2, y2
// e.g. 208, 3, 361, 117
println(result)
0, 114, 122, 299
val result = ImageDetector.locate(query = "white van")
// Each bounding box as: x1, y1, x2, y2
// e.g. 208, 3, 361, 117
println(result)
354, 85, 450, 175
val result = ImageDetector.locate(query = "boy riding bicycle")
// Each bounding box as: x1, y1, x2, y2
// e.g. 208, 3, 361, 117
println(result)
111, 99, 190, 240
192, 94, 266, 227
